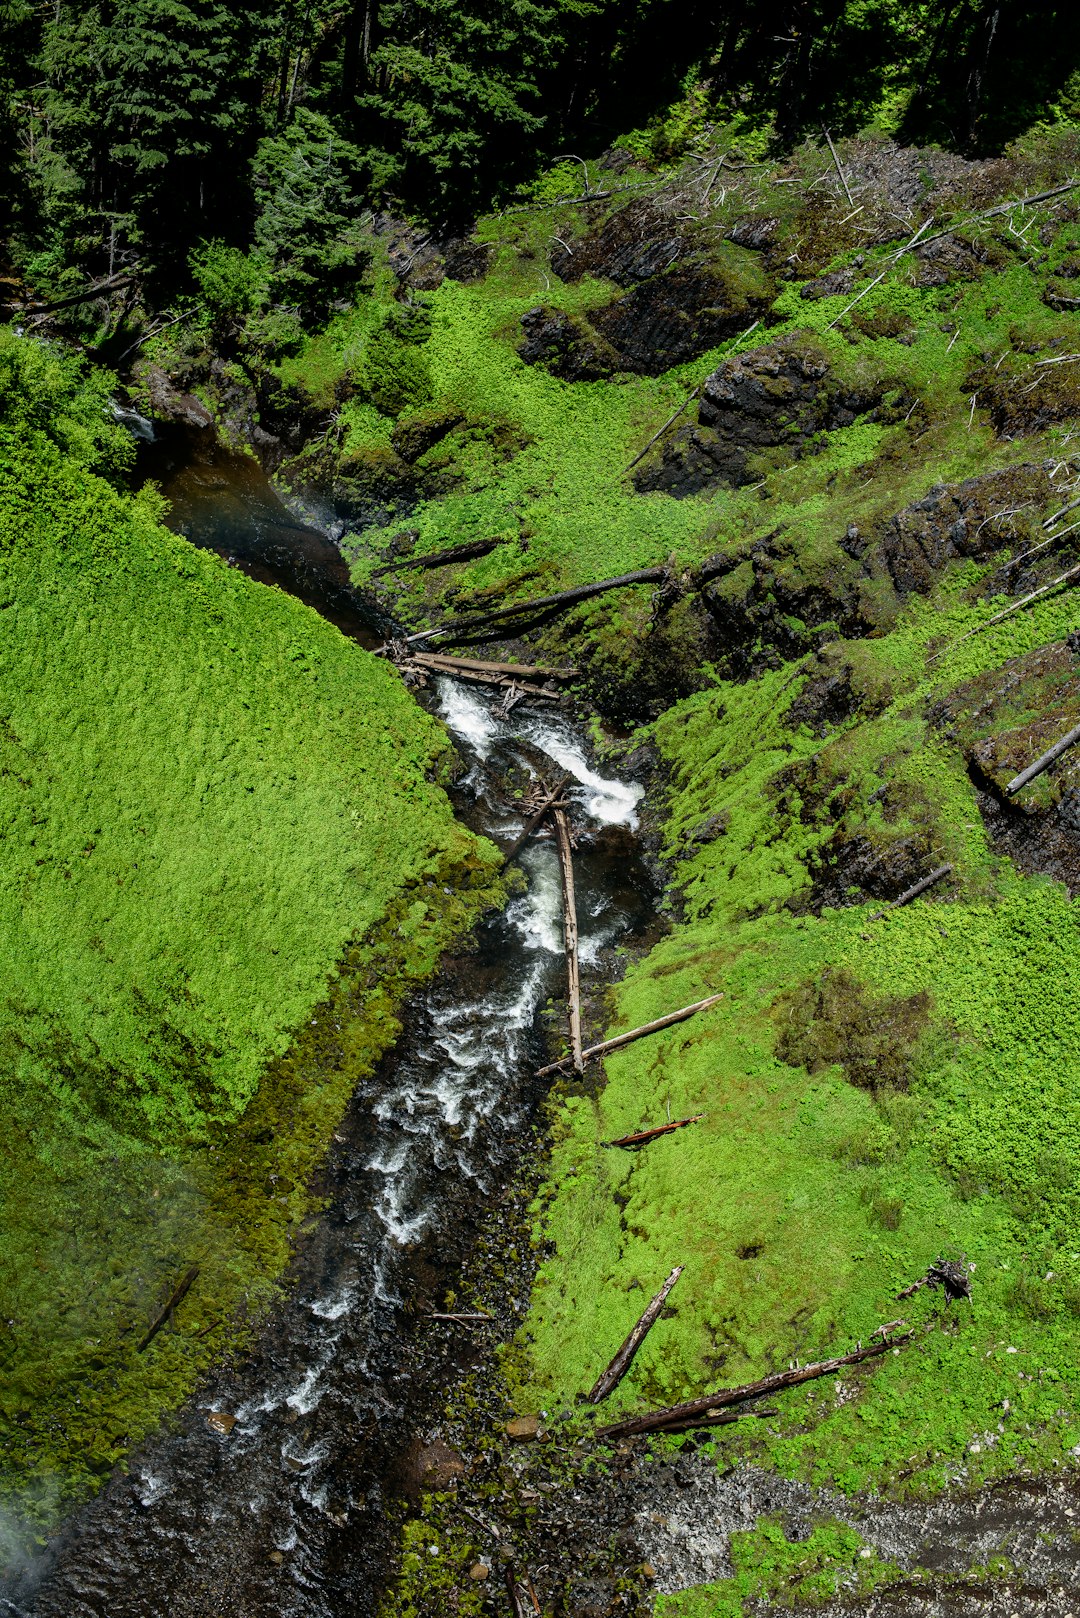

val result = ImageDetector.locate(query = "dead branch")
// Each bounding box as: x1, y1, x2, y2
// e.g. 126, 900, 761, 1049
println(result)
822, 126, 854, 206
932, 560, 1080, 660
536, 992, 724, 1078
136, 1265, 199, 1353
594, 1332, 913, 1441
415, 652, 577, 680
867, 863, 952, 921
604, 1114, 704, 1149
502, 774, 570, 865
897, 1256, 972, 1303
588, 1265, 684, 1402
1006, 719, 1080, 794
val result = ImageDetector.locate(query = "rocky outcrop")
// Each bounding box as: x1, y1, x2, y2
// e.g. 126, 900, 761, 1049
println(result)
876, 463, 1054, 594
636, 340, 880, 494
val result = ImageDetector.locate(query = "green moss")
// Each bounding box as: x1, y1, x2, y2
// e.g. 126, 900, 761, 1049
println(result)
0, 339, 504, 1548
657, 1519, 901, 1616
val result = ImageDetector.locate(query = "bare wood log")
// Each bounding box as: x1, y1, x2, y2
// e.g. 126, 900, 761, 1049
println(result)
604, 1114, 704, 1149
536, 992, 724, 1079
553, 806, 583, 1074
502, 775, 570, 865
402, 567, 668, 649
827, 216, 934, 330
413, 657, 562, 698
372, 538, 507, 577
932, 560, 1080, 659
136, 1265, 199, 1352
910, 181, 1080, 258
424, 1311, 493, 1322
416, 652, 578, 680
1002, 516, 1080, 573
588, 1265, 684, 1403
822, 126, 854, 206
594, 1332, 913, 1441
1006, 719, 1080, 795
867, 863, 952, 922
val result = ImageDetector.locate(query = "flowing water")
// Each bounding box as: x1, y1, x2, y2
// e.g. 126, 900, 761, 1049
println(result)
1, 436, 657, 1617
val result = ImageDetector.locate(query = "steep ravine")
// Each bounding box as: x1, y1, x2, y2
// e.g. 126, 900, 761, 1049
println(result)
0, 440, 658, 1618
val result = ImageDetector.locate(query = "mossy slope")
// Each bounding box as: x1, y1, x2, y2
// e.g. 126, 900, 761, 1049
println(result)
0, 332, 501, 1547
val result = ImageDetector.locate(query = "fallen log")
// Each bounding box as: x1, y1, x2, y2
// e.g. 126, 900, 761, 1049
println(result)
504, 1565, 526, 1618
647, 1406, 779, 1436
502, 775, 570, 865
553, 806, 583, 1074
402, 567, 668, 649
5, 273, 133, 315
897, 1256, 972, 1303
588, 1265, 684, 1403
604, 1114, 704, 1149
867, 864, 952, 922
594, 1331, 913, 1441
412, 656, 562, 698
536, 992, 723, 1079
415, 652, 578, 680
136, 1265, 199, 1353
423, 1311, 493, 1323
372, 538, 507, 577
1006, 719, 1080, 795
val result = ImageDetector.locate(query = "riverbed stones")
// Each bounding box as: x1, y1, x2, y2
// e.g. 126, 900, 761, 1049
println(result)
505, 1413, 542, 1441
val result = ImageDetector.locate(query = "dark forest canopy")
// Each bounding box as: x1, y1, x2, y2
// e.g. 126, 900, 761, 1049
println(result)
2, 0, 1080, 294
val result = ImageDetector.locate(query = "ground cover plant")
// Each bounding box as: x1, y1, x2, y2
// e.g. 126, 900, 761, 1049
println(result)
353, 125, 1080, 1612
0, 329, 502, 1553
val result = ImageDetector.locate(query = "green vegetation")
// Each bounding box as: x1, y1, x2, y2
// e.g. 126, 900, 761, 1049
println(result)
353, 125, 1080, 1614
0, 329, 501, 1551
657, 1520, 901, 1615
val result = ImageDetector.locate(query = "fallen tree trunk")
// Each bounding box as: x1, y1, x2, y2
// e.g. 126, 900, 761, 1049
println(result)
501, 775, 569, 866
137, 1265, 199, 1353
867, 864, 952, 922
1006, 719, 1080, 795
595, 1332, 912, 1441
415, 652, 578, 680
604, 1114, 704, 1149
650, 1406, 778, 1436
412, 656, 561, 698
536, 992, 723, 1078
588, 1265, 684, 1403
553, 806, 583, 1074
402, 567, 668, 649
372, 538, 507, 577
933, 560, 1080, 660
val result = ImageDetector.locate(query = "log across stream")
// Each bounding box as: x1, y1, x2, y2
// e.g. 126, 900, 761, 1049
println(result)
3, 436, 658, 1618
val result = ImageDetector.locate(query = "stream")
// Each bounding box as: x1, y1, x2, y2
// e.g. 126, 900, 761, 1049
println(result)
2, 430, 657, 1618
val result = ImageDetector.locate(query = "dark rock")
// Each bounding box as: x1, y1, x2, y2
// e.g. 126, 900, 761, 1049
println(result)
785, 665, 862, 736
636, 339, 878, 495
876, 464, 1054, 595
800, 268, 855, 301
728, 215, 779, 251
517, 306, 619, 381
144, 365, 213, 429
552, 200, 683, 288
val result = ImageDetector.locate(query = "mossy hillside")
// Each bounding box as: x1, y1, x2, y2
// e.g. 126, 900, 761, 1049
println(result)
511, 556, 1080, 1501
310, 144, 1080, 701
0, 340, 503, 1541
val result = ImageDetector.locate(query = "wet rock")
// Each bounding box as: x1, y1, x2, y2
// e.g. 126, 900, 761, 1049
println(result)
382, 220, 493, 291
469, 1562, 490, 1581
727, 215, 779, 251
143, 365, 213, 429
636, 339, 879, 494
505, 1414, 541, 1442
